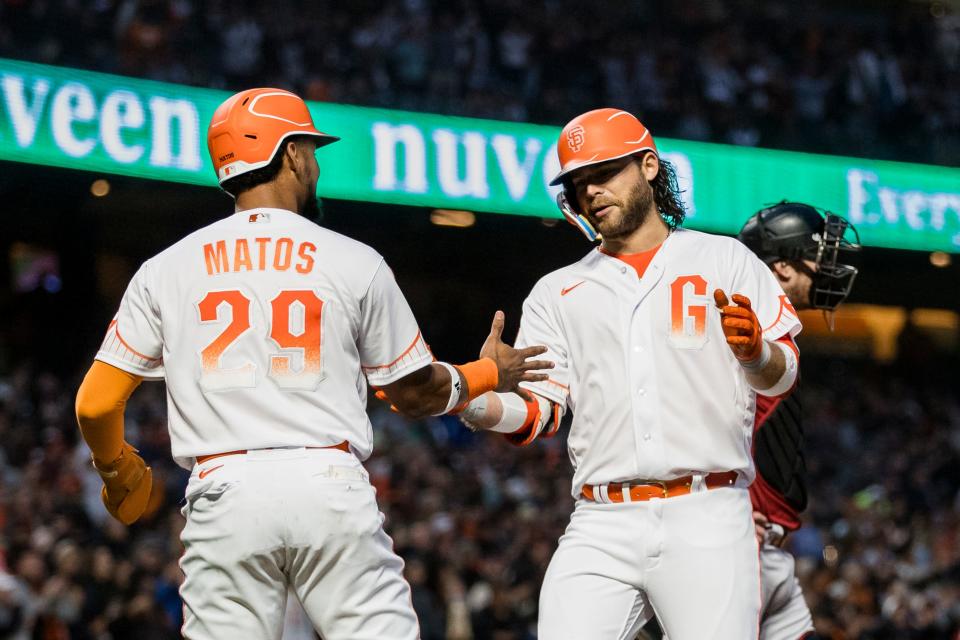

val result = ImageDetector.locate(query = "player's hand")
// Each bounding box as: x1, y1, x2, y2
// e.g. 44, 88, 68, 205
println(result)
714, 289, 763, 363
93, 442, 152, 525
753, 510, 770, 546
479, 310, 553, 397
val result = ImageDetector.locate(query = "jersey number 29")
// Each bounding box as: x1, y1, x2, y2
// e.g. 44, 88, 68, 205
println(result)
197, 289, 323, 392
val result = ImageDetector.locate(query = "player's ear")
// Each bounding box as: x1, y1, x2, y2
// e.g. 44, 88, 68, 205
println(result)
770, 260, 793, 283
282, 140, 301, 174
639, 152, 659, 182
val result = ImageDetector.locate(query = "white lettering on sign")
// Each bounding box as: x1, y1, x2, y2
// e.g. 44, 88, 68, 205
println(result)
101, 90, 145, 164
2, 73, 203, 171
51, 82, 97, 157
847, 168, 960, 244
371, 122, 428, 193
2, 75, 50, 147
492, 134, 542, 201
148, 96, 202, 170
433, 129, 489, 198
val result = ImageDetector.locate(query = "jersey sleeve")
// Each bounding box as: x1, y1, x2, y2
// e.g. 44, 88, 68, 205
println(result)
515, 282, 571, 406
730, 246, 802, 342
96, 262, 165, 379
358, 260, 433, 386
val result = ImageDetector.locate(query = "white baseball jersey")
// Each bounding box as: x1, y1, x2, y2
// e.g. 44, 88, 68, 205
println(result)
516, 228, 801, 497
96, 207, 433, 469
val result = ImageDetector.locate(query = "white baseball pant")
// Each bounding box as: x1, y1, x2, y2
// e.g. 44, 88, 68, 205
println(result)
179, 447, 418, 640
539, 485, 760, 640
758, 542, 815, 639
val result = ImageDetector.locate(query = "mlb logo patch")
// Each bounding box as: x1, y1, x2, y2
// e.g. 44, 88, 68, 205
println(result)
248, 212, 270, 223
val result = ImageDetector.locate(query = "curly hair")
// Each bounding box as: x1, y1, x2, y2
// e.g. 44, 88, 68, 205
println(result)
651, 157, 686, 229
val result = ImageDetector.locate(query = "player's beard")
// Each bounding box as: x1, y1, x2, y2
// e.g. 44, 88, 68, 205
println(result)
585, 178, 655, 240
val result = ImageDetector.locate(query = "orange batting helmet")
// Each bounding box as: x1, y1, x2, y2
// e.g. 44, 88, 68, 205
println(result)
207, 88, 339, 185
550, 108, 657, 186
552, 108, 658, 241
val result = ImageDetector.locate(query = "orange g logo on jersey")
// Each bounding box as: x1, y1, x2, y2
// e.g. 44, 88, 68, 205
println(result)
566, 125, 585, 152
669, 275, 709, 349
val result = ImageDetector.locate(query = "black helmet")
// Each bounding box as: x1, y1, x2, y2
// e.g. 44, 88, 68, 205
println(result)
738, 201, 861, 311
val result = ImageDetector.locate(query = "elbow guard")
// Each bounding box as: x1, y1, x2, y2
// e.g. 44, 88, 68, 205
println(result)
494, 392, 560, 446
459, 392, 562, 445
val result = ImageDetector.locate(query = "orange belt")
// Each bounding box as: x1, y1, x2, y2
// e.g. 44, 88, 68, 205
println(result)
196, 440, 350, 465
581, 471, 739, 503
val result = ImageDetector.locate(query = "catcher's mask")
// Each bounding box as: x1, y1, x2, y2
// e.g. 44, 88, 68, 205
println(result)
739, 201, 861, 311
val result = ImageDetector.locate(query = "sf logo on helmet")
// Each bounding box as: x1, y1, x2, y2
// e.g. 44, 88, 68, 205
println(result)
566, 125, 585, 153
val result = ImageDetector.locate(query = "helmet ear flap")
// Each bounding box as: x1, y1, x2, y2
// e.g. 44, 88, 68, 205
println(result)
556, 191, 600, 242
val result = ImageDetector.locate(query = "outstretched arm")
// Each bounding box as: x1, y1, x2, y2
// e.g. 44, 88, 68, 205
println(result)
380, 311, 553, 419
714, 290, 799, 397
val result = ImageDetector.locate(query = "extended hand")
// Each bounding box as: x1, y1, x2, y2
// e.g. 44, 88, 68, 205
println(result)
714, 289, 763, 363
479, 311, 553, 395
93, 442, 152, 525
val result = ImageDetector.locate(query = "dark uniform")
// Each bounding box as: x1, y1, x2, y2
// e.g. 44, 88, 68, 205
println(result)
751, 385, 806, 532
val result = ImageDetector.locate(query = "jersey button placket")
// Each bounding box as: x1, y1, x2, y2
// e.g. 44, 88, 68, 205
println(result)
629, 311, 651, 487
636, 388, 652, 449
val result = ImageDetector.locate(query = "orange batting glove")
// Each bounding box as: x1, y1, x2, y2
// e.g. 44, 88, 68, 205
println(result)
93, 442, 153, 525
714, 289, 763, 363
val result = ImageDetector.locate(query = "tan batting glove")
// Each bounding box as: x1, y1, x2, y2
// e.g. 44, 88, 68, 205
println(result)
92, 442, 152, 525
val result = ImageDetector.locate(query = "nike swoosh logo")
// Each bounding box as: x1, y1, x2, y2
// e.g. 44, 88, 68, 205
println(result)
561, 281, 586, 296
198, 464, 224, 479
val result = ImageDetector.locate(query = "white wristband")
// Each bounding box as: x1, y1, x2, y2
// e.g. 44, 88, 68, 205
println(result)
740, 340, 771, 372
432, 362, 463, 416
754, 341, 799, 397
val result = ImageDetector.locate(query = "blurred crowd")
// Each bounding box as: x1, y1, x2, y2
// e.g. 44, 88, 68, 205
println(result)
1, 0, 958, 164
0, 353, 958, 639
1, 2, 958, 638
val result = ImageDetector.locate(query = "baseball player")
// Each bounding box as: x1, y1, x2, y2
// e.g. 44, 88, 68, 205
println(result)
73, 88, 552, 640
738, 202, 860, 640
457, 108, 803, 639
639, 202, 861, 640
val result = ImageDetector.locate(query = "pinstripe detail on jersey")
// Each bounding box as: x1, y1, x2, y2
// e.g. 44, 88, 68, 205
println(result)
361, 331, 433, 383
100, 320, 163, 370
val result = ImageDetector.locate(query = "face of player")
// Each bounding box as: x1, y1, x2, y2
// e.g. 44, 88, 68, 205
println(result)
772, 260, 816, 310
569, 153, 658, 241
